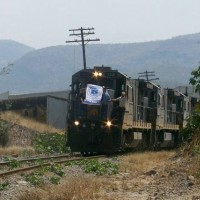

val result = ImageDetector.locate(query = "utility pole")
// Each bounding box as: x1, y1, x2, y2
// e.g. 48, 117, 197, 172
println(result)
65, 27, 100, 70
138, 70, 159, 82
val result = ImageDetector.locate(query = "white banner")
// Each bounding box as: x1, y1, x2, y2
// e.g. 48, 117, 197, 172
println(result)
83, 84, 103, 105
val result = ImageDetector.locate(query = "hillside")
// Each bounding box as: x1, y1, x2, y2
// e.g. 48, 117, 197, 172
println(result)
1, 33, 200, 94
0, 40, 34, 66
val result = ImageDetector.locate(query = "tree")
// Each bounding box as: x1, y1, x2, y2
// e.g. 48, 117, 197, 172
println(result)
181, 66, 200, 143
189, 65, 200, 93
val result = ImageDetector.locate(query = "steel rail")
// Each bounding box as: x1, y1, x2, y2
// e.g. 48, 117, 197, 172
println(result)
0, 154, 73, 166
0, 155, 106, 177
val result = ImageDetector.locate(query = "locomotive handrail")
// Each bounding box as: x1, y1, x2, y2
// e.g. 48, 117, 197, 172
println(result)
157, 123, 179, 130
132, 121, 151, 129
131, 121, 179, 130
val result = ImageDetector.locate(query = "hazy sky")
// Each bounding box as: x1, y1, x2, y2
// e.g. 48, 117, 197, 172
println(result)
1, 0, 200, 49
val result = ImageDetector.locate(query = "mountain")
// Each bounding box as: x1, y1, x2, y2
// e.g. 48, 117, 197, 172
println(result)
1, 33, 200, 94
0, 40, 34, 66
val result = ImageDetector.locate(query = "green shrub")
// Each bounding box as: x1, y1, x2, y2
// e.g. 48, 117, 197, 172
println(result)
49, 176, 60, 185
2, 157, 20, 170
66, 159, 119, 175
181, 112, 200, 141
8, 159, 20, 170
50, 164, 64, 177
84, 159, 119, 175
25, 165, 63, 186
34, 167, 50, 176
25, 173, 43, 186
0, 120, 9, 147
34, 132, 67, 154
0, 181, 9, 190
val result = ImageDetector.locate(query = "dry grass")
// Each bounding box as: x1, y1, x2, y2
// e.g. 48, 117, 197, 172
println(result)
0, 146, 35, 156
181, 129, 200, 176
119, 151, 175, 173
0, 111, 64, 134
15, 151, 176, 200
186, 156, 200, 176
16, 176, 114, 200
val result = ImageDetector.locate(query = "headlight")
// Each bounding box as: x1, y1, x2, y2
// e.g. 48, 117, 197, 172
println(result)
74, 121, 79, 126
106, 121, 112, 127
94, 71, 98, 77
93, 71, 102, 77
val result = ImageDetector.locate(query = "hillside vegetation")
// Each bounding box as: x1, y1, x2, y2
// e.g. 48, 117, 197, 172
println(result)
0, 111, 62, 134
1, 33, 200, 94
182, 66, 200, 153
0, 111, 65, 156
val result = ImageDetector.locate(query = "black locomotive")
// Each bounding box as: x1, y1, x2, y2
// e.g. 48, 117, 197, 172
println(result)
66, 66, 197, 154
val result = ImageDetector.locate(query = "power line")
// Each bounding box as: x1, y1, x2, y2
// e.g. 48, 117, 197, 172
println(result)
138, 70, 159, 82
66, 27, 100, 70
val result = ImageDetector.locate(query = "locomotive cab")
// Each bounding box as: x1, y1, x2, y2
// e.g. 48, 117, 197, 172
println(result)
67, 66, 127, 154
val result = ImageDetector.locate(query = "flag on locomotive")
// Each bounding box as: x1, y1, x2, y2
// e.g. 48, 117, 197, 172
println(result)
83, 84, 103, 105
81, 84, 112, 120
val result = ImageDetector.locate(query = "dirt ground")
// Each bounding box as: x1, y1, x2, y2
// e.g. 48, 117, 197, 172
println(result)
105, 152, 200, 200
106, 157, 200, 200
1, 151, 200, 200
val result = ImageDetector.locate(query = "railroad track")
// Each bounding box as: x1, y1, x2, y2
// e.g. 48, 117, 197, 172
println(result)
0, 154, 73, 166
0, 154, 106, 177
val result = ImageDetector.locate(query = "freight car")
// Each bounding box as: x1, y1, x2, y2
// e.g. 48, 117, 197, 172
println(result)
66, 66, 197, 154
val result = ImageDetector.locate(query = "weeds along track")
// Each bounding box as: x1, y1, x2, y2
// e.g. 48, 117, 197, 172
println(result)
0, 154, 106, 177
